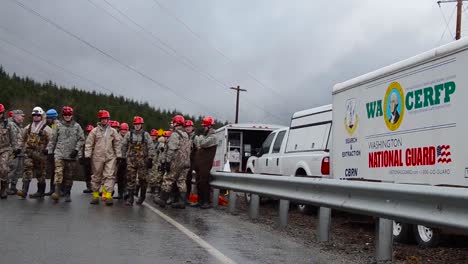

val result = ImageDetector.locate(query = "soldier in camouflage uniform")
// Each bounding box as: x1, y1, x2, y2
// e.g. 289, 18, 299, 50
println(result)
184, 120, 196, 203
151, 131, 169, 196
113, 122, 129, 199
44, 109, 60, 196
0, 104, 19, 199
147, 129, 159, 196
7, 109, 24, 195
47, 106, 84, 203
153, 115, 191, 209
17, 107, 53, 199
121, 116, 153, 206
192, 116, 218, 209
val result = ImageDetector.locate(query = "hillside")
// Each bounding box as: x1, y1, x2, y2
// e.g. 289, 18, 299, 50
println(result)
0, 66, 225, 131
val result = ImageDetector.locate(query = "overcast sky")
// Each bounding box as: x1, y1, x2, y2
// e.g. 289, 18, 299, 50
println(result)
0, 0, 465, 125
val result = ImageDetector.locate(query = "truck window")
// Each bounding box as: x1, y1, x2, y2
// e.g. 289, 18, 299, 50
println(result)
286, 122, 331, 153
272, 131, 286, 153
261, 132, 275, 155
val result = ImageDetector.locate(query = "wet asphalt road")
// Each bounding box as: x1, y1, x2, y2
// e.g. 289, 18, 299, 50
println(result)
0, 181, 350, 264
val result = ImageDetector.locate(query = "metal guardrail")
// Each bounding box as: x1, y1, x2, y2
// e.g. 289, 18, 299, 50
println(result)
210, 171, 468, 262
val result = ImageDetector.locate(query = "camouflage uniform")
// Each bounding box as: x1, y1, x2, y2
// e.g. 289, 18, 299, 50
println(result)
148, 137, 166, 190
121, 129, 152, 202
19, 121, 52, 197
7, 117, 23, 192
186, 132, 196, 197
161, 126, 191, 193
0, 117, 18, 198
45, 119, 60, 195
47, 120, 84, 195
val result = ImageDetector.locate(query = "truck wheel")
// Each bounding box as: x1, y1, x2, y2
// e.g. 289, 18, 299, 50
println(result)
393, 221, 411, 243
414, 225, 441, 248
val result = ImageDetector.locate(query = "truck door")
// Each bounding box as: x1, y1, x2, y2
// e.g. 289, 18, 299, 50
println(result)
257, 132, 276, 174
267, 130, 286, 175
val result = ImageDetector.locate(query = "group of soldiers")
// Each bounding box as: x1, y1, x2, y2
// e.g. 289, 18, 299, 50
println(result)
0, 103, 218, 209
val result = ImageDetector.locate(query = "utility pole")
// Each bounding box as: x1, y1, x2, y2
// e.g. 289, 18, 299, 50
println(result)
456, 0, 463, 40
438, 0, 468, 40
230, 85, 247, 124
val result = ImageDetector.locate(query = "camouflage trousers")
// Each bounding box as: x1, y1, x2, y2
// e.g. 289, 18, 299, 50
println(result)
126, 159, 148, 191
8, 156, 23, 184
23, 152, 46, 183
54, 159, 76, 188
161, 165, 189, 193
0, 151, 10, 182
147, 162, 163, 188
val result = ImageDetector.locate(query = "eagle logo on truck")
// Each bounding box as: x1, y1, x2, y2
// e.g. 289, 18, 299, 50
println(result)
344, 98, 359, 135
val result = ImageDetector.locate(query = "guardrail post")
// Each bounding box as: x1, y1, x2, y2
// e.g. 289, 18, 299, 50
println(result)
228, 191, 237, 214
212, 188, 220, 208
278, 199, 290, 228
375, 218, 393, 262
317, 207, 331, 242
248, 194, 259, 219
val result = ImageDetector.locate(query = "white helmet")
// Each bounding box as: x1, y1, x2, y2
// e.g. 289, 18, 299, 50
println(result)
32, 106, 44, 116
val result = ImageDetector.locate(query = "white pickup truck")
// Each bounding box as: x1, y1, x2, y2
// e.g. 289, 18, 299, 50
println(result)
246, 105, 332, 177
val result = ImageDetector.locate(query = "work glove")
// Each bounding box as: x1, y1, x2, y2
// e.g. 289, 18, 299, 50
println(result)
42, 149, 49, 155
84, 157, 91, 166
70, 149, 78, 159
13, 149, 21, 156
146, 158, 153, 169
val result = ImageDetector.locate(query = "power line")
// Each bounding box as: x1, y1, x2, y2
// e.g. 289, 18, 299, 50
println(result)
151, 0, 289, 100
438, 5, 457, 44
8, 0, 226, 121
0, 33, 113, 95
92, 0, 283, 122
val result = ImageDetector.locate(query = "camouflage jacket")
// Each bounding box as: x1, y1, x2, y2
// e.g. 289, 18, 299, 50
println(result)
166, 126, 191, 168
154, 137, 166, 164
121, 129, 153, 160
196, 128, 218, 149
0, 118, 18, 153
21, 121, 52, 154
9, 118, 22, 151
47, 120, 85, 160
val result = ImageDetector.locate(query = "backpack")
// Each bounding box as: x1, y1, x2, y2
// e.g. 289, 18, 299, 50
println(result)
174, 130, 191, 169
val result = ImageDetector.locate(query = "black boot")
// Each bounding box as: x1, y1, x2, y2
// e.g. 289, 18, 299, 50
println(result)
171, 192, 187, 209
64, 186, 72, 203
0, 181, 7, 199
17, 181, 30, 199
51, 184, 61, 201
83, 181, 92, 194
136, 183, 147, 205
29, 182, 46, 199
7, 181, 18, 195
44, 179, 55, 196
153, 191, 169, 208
125, 190, 134, 206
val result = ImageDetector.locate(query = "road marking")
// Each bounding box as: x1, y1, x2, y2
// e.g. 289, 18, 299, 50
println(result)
143, 202, 237, 264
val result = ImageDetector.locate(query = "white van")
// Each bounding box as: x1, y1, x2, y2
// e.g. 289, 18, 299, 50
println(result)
246, 104, 332, 177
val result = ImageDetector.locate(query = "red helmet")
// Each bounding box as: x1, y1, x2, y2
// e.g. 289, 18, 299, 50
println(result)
85, 125, 94, 132
163, 131, 172, 137
112, 121, 120, 128
172, 115, 185, 125
202, 116, 215, 127
150, 129, 158, 136
98, 110, 110, 119
62, 106, 73, 116
8, 111, 13, 118
184, 120, 194, 127
120, 123, 129, 131
133, 116, 144, 124
0, 104, 4, 113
